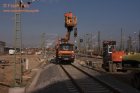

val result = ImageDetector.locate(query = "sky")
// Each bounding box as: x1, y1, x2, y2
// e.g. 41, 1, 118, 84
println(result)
0, 0, 140, 47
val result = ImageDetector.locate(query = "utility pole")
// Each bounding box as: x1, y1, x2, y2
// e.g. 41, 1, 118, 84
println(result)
83, 34, 86, 54
139, 31, 140, 52
120, 28, 124, 50
89, 33, 92, 50
78, 37, 81, 54
90, 33, 93, 56
86, 33, 89, 55
134, 32, 137, 52
79, 36, 84, 54
41, 33, 46, 58
127, 35, 132, 52
98, 31, 101, 55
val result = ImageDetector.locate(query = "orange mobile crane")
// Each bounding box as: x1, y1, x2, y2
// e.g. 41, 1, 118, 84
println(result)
55, 12, 77, 63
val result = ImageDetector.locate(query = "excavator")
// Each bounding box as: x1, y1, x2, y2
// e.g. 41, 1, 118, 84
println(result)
55, 12, 77, 63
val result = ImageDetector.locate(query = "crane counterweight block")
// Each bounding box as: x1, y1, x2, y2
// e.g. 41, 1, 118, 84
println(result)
64, 12, 77, 28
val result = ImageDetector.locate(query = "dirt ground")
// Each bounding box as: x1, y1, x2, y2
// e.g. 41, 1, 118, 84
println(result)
0, 54, 43, 93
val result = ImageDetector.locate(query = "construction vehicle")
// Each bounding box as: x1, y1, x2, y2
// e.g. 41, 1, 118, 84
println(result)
102, 41, 125, 72
56, 42, 75, 63
55, 12, 77, 63
102, 40, 140, 89
122, 53, 140, 89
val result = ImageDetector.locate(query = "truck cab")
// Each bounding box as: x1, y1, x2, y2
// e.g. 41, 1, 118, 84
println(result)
56, 43, 75, 63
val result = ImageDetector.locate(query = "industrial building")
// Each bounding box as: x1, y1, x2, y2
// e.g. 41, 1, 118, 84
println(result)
0, 41, 6, 55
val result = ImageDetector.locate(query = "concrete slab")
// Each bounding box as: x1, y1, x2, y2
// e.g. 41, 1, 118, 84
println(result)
9, 87, 25, 93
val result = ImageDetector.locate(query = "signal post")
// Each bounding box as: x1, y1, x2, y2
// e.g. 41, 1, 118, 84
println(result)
1, 0, 39, 92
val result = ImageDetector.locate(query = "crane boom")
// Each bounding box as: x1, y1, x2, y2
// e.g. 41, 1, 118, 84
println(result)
61, 12, 77, 42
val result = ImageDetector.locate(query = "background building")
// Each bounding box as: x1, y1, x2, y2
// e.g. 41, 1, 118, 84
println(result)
0, 41, 6, 55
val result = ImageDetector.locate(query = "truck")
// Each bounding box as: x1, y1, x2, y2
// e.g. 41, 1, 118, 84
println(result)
56, 43, 75, 63
102, 41, 125, 72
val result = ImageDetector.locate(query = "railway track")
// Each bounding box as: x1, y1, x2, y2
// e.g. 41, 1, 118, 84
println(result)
60, 64, 120, 93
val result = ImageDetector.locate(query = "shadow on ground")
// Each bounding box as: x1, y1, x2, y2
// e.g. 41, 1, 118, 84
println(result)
28, 63, 140, 93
